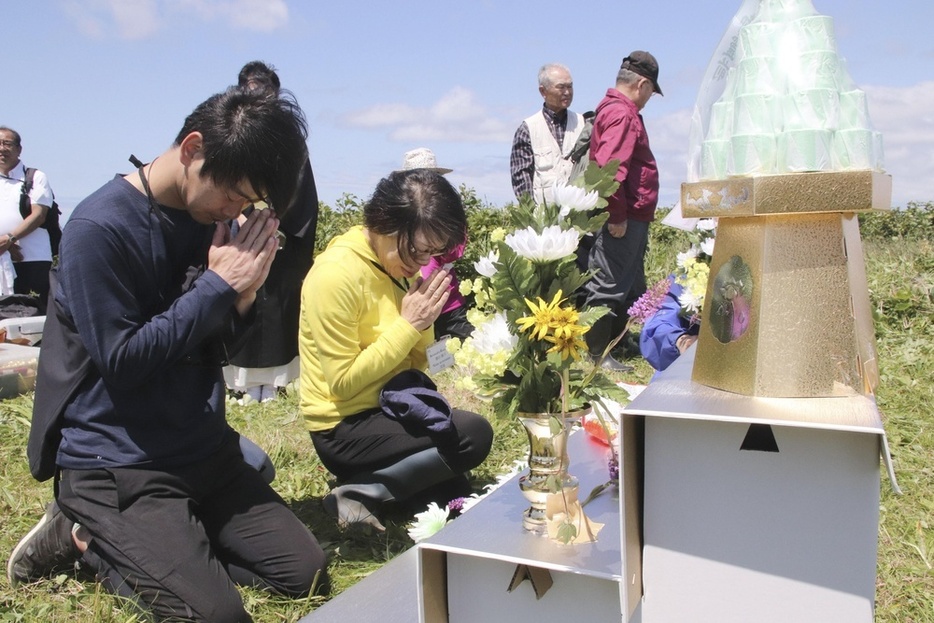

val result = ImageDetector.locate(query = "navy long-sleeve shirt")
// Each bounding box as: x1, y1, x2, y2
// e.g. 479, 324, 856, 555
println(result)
56, 176, 249, 470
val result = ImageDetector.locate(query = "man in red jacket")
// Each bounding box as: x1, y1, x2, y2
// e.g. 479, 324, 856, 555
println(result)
583, 51, 663, 371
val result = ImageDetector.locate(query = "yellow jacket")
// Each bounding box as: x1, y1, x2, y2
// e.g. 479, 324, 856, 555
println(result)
299, 226, 431, 432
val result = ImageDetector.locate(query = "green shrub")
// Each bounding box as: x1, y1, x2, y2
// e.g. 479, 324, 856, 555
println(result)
858, 201, 934, 242
313, 193, 363, 257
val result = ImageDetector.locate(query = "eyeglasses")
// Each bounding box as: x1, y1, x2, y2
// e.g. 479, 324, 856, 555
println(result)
0, 140, 19, 148
407, 244, 447, 263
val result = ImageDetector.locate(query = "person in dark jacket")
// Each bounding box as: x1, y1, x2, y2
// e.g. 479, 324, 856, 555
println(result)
224, 60, 320, 403
8, 88, 328, 622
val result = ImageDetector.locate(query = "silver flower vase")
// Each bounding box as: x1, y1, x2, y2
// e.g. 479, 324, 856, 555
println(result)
516, 408, 588, 534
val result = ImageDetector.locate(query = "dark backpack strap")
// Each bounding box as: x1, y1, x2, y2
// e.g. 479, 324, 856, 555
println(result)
19, 167, 35, 220
20, 166, 63, 255
565, 111, 595, 164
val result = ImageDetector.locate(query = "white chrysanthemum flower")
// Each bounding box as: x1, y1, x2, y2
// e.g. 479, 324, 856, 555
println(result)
700, 237, 715, 256
696, 219, 717, 231
471, 311, 517, 356
407, 502, 450, 543
553, 181, 599, 217
678, 288, 704, 314
474, 251, 499, 278
676, 247, 699, 268
505, 225, 579, 262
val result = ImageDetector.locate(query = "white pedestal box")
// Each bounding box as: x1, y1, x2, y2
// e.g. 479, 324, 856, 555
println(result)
623, 347, 895, 623
417, 432, 634, 623
300, 430, 637, 623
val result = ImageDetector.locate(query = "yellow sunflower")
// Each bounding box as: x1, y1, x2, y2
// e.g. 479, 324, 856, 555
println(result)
550, 305, 585, 340
544, 331, 589, 361
516, 290, 566, 341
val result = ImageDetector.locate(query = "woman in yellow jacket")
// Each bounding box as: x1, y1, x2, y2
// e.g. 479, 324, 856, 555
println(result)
299, 169, 493, 530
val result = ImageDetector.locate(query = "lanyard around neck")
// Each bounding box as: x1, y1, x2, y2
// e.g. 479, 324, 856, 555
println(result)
129, 154, 171, 235
369, 260, 409, 294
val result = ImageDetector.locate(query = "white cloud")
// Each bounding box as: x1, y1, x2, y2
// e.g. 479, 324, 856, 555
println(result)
865, 82, 934, 205
63, 0, 161, 40
341, 87, 514, 143
170, 0, 289, 32
644, 108, 694, 207
63, 0, 288, 39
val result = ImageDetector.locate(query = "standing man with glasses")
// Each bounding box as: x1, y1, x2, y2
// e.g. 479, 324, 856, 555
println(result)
0, 126, 54, 311
582, 51, 663, 372
509, 63, 585, 205
8, 88, 328, 622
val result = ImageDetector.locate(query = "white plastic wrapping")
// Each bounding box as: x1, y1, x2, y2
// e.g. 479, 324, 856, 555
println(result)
687, 0, 884, 182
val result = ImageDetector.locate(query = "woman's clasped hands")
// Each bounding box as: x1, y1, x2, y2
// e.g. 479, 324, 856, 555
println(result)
401, 269, 452, 331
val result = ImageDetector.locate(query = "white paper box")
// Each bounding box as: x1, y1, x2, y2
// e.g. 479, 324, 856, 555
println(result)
417, 432, 633, 623
623, 349, 892, 623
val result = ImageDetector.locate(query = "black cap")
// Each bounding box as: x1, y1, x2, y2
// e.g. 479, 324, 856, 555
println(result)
622, 51, 663, 96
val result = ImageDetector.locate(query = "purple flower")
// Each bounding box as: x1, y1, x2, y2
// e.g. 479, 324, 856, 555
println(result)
627, 278, 671, 324
447, 497, 466, 515
607, 454, 620, 481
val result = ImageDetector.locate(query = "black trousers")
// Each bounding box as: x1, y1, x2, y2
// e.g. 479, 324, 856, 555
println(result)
57, 435, 327, 622
583, 221, 650, 354
13, 260, 51, 314
311, 407, 493, 482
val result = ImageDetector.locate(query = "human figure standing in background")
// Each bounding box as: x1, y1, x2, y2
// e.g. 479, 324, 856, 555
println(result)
224, 61, 320, 403
583, 51, 663, 371
0, 126, 54, 313
509, 63, 585, 205
398, 148, 472, 340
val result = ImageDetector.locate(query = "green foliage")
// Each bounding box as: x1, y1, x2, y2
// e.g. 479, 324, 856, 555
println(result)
858, 201, 934, 242
490, 244, 538, 313
573, 158, 621, 212
313, 193, 363, 257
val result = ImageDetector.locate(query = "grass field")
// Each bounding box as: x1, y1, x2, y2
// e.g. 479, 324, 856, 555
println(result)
0, 209, 931, 621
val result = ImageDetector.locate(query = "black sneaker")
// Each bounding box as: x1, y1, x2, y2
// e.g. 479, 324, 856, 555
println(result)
7, 501, 78, 586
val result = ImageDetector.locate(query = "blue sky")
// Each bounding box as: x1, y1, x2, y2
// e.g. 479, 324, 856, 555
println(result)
6, 0, 934, 215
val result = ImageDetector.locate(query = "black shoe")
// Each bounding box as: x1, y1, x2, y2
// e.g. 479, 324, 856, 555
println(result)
7, 502, 78, 586
599, 354, 634, 373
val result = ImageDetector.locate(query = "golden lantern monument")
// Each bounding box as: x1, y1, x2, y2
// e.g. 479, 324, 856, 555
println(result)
681, 0, 891, 398
621, 1, 899, 621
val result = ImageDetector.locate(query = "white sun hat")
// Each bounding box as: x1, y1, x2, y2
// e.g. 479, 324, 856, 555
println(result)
398, 148, 453, 174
